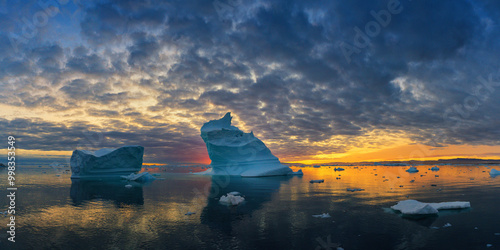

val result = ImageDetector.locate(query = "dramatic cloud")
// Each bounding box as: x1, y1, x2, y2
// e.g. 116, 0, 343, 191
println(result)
1, 0, 499, 163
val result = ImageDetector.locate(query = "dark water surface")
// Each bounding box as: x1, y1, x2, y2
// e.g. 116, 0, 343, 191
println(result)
0, 165, 499, 249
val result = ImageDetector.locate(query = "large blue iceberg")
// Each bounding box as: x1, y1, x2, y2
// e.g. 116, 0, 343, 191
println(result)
197, 112, 293, 177
70, 145, 144, 178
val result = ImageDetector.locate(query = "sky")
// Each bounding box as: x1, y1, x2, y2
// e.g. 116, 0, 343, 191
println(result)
1, 0, 500, 165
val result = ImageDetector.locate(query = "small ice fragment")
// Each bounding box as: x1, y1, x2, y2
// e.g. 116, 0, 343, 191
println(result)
334, 167, 345, 171
406, 167, 419, 173
219, 193, 245, 205
185, 212, 196, 215
474, 227, 478, 230
312, 213, 331, 218
313, 165, 321, 168
487, 244, 492, 248
227, 191, 241, 196
125, 184, 132, 188
310, 179, 324, 183
442, 223, 452, 228
431, 166, 440, 171
494, 233, 500, 236
55, 174, 61, 177
410, 180, 415, 183
430, 226, 440, 229
490, 169, 500, 177
346, 188, 364, 192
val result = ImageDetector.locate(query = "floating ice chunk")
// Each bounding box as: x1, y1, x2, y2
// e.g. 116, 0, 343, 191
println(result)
70, 145, 144, 178
431, 166, 440, 171
121, 172, 156, 182
442, 223, 452, 228
391, 200, 470, 216
346, 188, 364, 192
310, 179, 324, 183
196, 113, 293, 177
334, 167, 345, 171
219, 193, 245, 205
227, 191, 241, 196
406, 167, 419, 173
125, 184, 132, 188
313, 165, 321, 168
494, 233, 500, 236
289, 169, 303, 175
490, 169, 500, 177
185, 212, 196, 215
312, 213, 331, 218
487, 244, 492, 248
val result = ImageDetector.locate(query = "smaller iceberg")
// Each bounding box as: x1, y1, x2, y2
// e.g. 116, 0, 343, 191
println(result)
490, 169, 500, 177
70, 145, 144, 178
334, 167, 345, 171
430, 166, 440, 171
121, 172, 156, 182
391, 200, 470, 216
405, 167, 419, 173
219, 192, 245, 206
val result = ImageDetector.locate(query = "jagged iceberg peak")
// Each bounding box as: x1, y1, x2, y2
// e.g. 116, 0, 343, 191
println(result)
198, 112, 293, 177
200, 112, 239, 132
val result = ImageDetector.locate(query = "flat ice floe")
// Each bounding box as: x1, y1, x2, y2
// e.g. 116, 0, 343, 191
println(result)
121, 172, 156, 182
405, 167, 419, 173
391, 199, 470, 216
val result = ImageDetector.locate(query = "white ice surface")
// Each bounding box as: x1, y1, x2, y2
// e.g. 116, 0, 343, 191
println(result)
219, 193, 245, 205
121, 172, 156, 182
391, 199, 470, 215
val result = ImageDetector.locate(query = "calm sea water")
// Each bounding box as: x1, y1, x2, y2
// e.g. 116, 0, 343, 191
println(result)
0, 165, 499, 250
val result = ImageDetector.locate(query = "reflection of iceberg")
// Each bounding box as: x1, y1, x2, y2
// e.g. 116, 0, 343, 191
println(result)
70, 146, 144, 179
196, 113, 293, 177
200, 175, 291, 234
70, 179, 144, 206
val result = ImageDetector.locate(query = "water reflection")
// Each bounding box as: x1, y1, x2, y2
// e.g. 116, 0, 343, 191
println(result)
200, 175, 295, 234
70, 179, 144, 206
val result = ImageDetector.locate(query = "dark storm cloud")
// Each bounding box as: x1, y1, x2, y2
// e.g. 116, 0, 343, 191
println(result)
1, 0, 500, 163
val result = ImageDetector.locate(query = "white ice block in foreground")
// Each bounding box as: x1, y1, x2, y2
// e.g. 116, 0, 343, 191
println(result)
219, 193, 245, 205
70, 145, 144, 178
391, 199, 470, 215
490, 169, 500, 176
406, 167, 419, 173
196, 112, 293, 177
